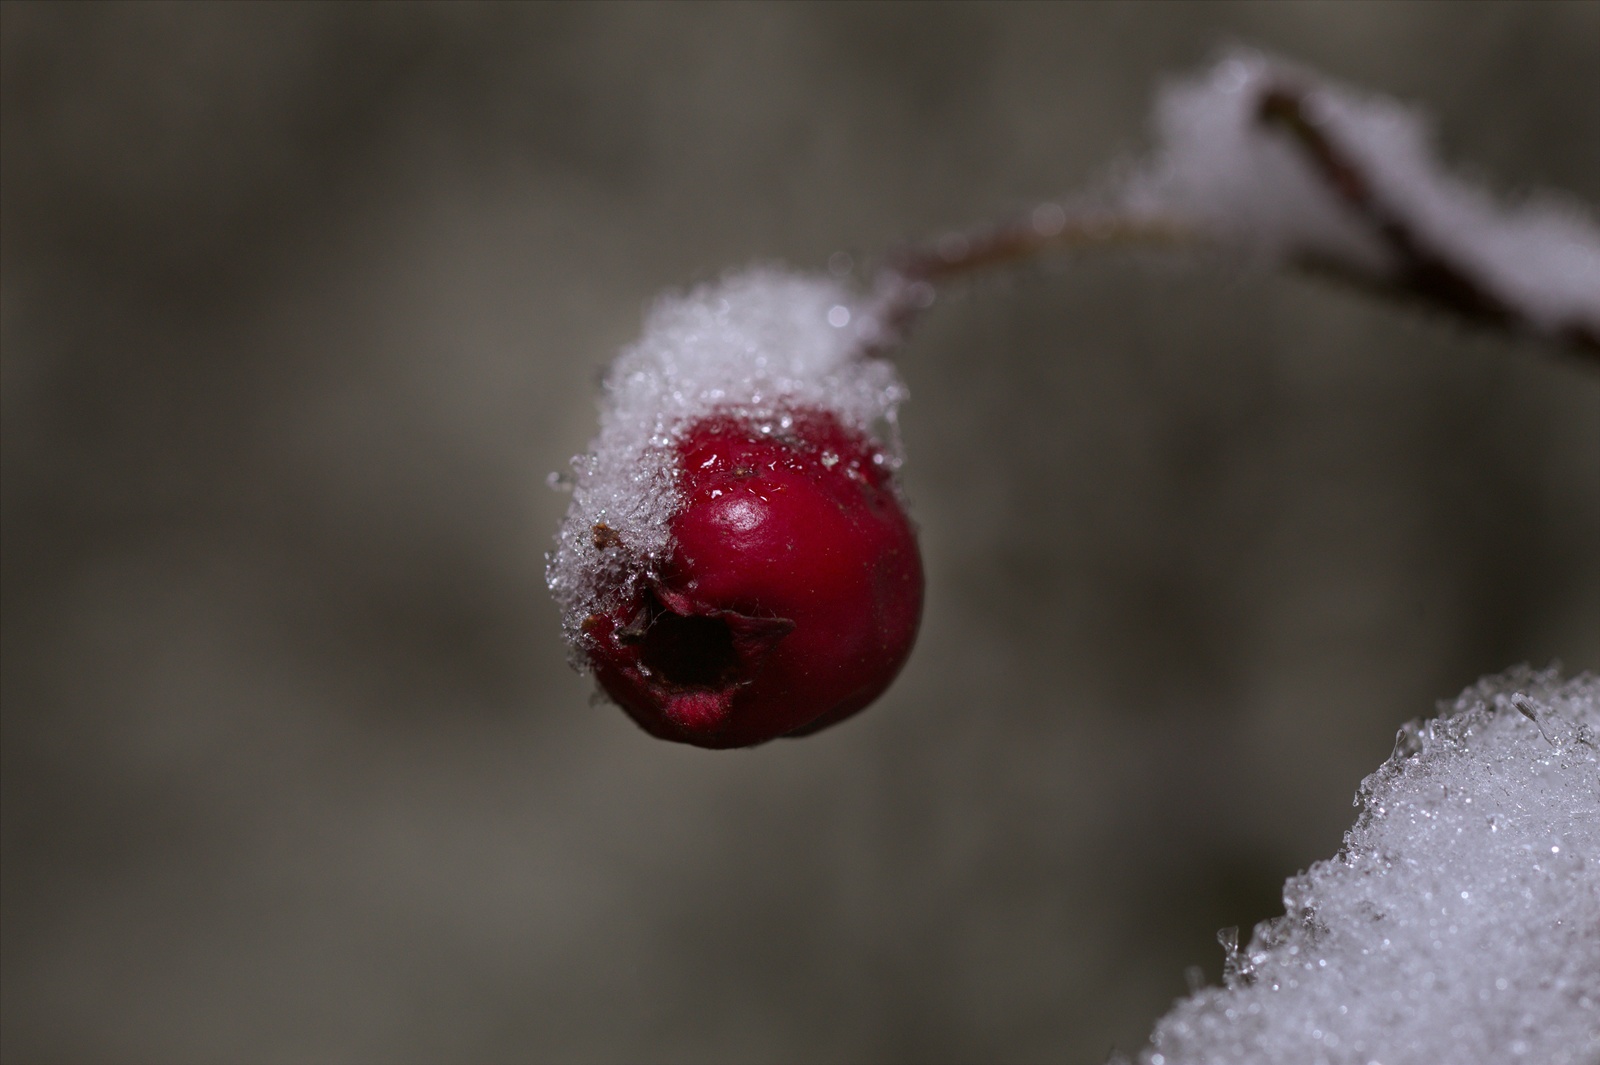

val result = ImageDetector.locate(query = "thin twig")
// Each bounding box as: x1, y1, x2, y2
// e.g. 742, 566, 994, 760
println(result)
873, 205, 1193, 337
868, 85, 1598, 364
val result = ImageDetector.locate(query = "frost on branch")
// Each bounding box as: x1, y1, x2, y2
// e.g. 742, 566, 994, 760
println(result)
1139, 668, 1600, 1065
1122, 51, 1600, 353
545, 268, 906, 663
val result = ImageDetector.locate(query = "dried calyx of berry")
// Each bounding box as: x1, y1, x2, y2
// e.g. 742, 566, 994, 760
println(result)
547, 269, 921, 748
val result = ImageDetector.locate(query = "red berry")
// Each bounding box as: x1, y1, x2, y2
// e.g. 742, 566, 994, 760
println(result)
580, 409, 923, 748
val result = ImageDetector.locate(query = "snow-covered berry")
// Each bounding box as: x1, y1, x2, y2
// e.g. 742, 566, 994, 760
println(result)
548, 268, 921, 747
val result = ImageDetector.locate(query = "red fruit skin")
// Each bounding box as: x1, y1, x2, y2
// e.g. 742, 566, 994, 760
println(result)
583, 410, 923, 748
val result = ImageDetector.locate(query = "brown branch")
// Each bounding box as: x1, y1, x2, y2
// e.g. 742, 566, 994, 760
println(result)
873, 206, 1192, 337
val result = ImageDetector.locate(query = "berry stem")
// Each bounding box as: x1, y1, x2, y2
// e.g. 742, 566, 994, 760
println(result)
870, 206, 1192, 338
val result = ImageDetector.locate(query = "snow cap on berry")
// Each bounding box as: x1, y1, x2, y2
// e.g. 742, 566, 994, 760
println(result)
547, 267, 908, 662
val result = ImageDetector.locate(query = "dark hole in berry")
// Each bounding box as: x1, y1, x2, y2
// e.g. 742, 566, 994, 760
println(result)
639, 604, 740, 689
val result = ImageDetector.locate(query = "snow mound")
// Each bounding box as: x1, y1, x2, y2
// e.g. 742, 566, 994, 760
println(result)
1141, 667, 1600, 1065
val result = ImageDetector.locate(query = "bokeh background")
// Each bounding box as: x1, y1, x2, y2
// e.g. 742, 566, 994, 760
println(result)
4, 3, 1597, 1063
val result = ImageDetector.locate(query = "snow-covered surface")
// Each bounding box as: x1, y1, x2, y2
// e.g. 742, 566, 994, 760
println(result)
1141, 668, 1600, 1065
1126, 50, 1600, 340
546, 267, 906, 657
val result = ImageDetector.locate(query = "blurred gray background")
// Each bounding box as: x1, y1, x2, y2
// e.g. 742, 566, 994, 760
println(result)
3, 3, 1597, 1063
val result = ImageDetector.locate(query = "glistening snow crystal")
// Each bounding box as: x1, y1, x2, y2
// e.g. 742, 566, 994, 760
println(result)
1141, 668, 1600, 1065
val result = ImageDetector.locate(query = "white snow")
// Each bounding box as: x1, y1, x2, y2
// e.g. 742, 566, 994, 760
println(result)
1140, 667, 1600, 1065
1126, 50, 1600, 341
546, 267, 906, 658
